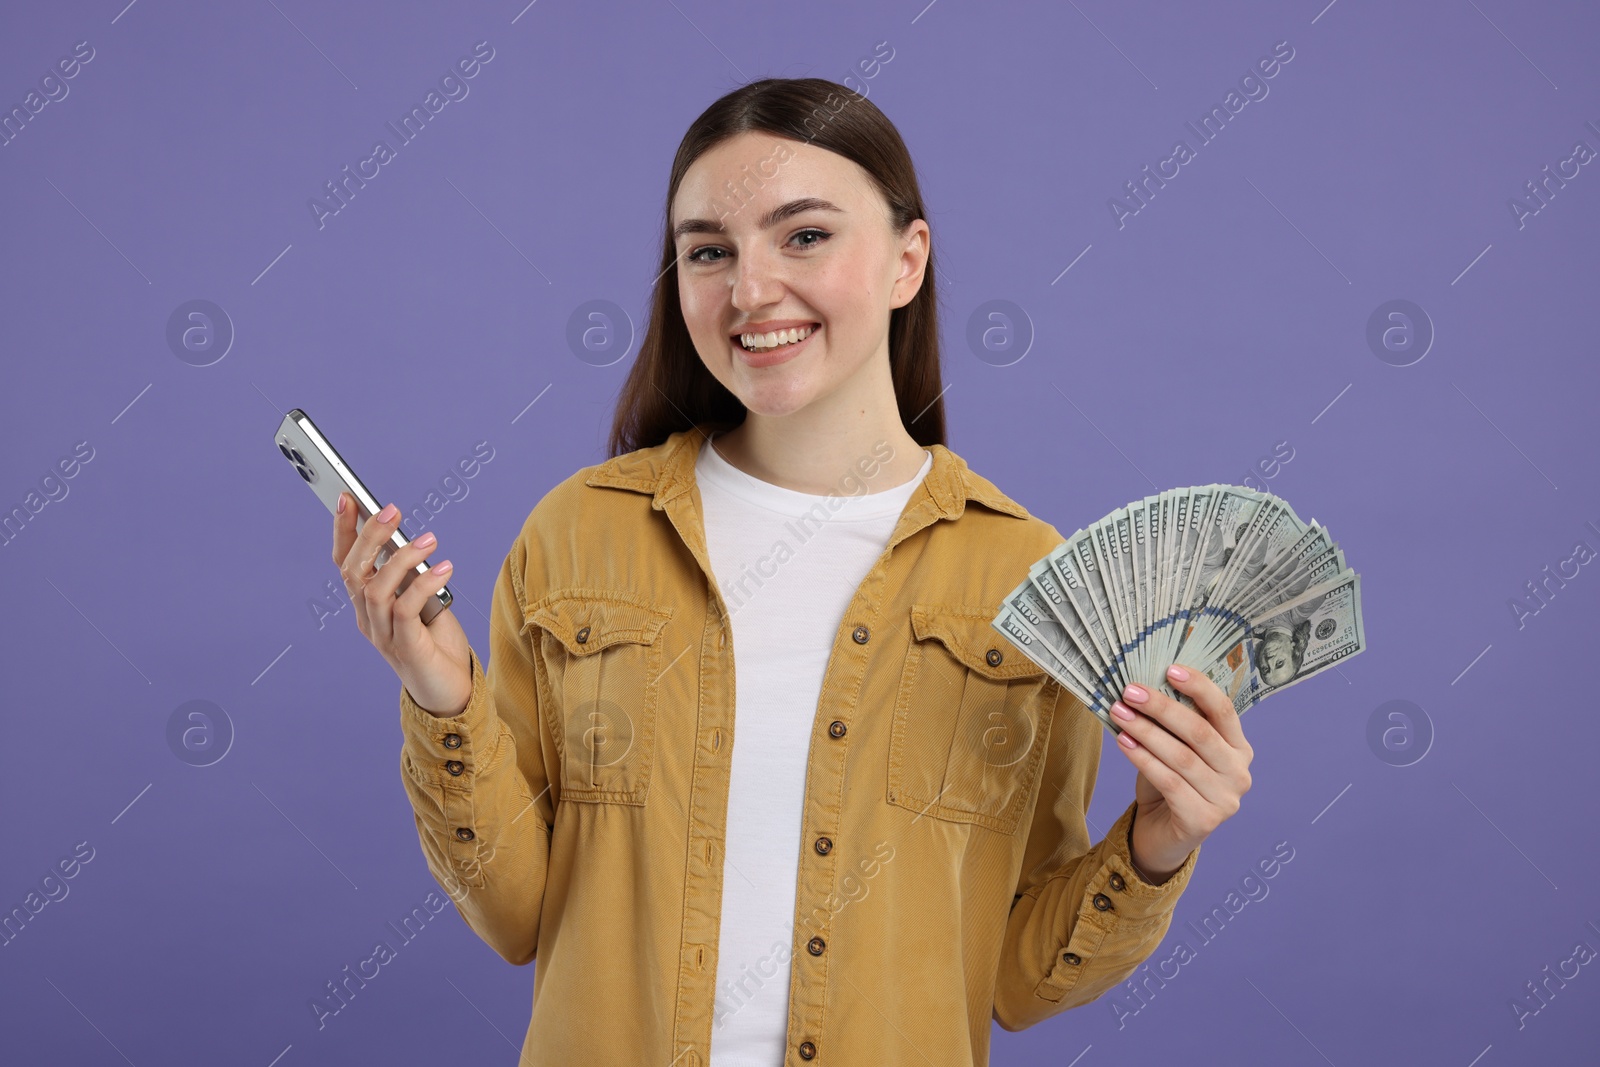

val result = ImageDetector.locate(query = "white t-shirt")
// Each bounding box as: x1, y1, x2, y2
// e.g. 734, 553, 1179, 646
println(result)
696, 431, 933, 1067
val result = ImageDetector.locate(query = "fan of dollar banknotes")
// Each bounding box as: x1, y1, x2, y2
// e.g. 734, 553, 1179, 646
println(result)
992, 484, 1366, 733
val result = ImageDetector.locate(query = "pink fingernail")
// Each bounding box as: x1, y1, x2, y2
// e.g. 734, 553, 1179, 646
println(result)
1168, 664, 1189, 681
1124, 684, 1148, 703
1118, 731, 1138, 749
1111, 701, 1135, 721
378, 503, 398, 522
337, 493, 346, 514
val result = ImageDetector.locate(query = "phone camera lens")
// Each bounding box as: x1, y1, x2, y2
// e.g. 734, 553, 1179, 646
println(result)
278, 442, 294, 461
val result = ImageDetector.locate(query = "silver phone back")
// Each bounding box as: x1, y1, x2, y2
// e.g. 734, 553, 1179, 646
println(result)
275, 408, 452, 624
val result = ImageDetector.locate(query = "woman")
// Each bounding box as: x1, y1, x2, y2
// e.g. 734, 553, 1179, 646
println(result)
333, 78, 1252, 1067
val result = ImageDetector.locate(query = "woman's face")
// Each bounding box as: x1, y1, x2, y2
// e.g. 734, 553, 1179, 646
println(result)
670, 130, 928, 420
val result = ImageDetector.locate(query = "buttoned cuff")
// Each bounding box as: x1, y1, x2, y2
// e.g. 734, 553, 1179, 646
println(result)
1100, 799, 1199, 914
399, 646, 496, 789
1033, 800, 1200, 1006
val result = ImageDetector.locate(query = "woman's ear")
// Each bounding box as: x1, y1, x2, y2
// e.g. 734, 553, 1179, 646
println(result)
890, 220, 930, 309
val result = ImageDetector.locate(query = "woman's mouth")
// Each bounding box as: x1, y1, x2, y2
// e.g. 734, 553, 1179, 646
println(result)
732, 324, 819, 368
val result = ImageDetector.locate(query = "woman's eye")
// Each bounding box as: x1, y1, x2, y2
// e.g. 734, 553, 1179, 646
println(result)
792, 228, 831, 248
684, 228, 830, 263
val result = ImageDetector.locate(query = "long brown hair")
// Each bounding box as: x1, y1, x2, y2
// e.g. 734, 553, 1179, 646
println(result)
606, 77, 947, 458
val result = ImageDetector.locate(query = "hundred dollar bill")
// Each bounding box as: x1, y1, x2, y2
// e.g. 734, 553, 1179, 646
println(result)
1193, 527, 1349, 667
1209, 569, 1366, 706
1090, 515, 1132, 679
1132, 496, 1157, 693
1164, 485, 1235, 685
1111, 509, 1138, 683
1153, 486, 1205, 697
1017, 566, 1132, 726
1192, 631, 1263, 717
1072, 527, 1132, 700
1024, 556, 1117, 710
1212, 497, 1304, 609
993, 604, 1089, 702
1195, 487, 1266, 602
992, 604, 1113, 730
1230, 533, 1347, 630
992, 483, 1367, 735
1045, 544, 1120, 685
1186, 518, 1324, 665
1227, 521, 1334, 620
997, 573, 1101, 702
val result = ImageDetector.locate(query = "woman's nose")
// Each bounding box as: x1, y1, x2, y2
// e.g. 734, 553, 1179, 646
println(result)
731, 250, 783, 309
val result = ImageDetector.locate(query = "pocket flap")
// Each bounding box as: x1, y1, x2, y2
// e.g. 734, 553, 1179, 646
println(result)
910, 604, 1048, 681
525, 590, 671, 656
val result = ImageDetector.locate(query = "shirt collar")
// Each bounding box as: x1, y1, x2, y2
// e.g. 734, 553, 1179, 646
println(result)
584, 423, 1032, 523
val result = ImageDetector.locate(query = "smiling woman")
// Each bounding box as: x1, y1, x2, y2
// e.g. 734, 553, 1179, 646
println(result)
356, 77, 1229, 1067
610, 80, 945, 489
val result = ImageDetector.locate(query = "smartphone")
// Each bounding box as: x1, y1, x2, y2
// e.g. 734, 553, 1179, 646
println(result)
275, 408, 452, 625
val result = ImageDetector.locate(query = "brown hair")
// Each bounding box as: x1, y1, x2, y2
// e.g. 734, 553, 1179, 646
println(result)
605, 77, 947, 458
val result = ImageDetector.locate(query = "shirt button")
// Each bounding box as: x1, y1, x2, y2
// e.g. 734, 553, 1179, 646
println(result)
575, 625, 590, 644
442, 733, 462, 750
454, 827, 475, 841
985, 648, 1003, 667
852, 625, 869, 644
807, 936, 826, 956
445, 760, 465, 777
1092, 892, 1114, 911
1108, 872, 1126, 891
798, 1040, 817, 1060
1062, 951, 1082, 965
814, 836, 833, 855
828, 720, 847, 739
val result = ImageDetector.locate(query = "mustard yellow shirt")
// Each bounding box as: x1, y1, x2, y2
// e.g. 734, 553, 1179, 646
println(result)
397, 424, 1200, 1066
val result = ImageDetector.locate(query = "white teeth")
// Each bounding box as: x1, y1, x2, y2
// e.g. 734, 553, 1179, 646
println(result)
739, 325, 815, 351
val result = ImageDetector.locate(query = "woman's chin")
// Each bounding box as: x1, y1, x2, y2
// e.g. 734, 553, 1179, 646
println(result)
728, 375, 819, 418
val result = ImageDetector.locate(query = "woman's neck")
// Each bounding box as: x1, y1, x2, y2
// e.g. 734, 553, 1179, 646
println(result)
710, 416, 927, 496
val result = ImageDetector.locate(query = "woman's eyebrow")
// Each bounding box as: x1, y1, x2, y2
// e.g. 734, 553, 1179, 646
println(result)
672, 197, 844, 241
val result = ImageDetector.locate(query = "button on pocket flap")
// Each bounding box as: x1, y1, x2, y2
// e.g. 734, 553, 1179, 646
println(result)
909, 605, 1048, 682
525, 591, 670, 656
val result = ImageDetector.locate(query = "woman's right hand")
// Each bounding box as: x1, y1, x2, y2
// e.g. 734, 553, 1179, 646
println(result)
334, 493, 473, 718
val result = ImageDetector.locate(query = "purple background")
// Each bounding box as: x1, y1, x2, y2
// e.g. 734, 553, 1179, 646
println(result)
3, 1, 1597, 1063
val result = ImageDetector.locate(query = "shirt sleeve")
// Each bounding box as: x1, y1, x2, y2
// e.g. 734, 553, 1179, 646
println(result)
396, 531, 555, 966
991, 684, 1200, 1030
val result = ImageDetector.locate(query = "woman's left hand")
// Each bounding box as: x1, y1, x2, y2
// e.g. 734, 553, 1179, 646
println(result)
1110, 662, 1254, 883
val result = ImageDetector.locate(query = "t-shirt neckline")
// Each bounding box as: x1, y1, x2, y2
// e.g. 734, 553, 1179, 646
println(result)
697, 432, 933, 520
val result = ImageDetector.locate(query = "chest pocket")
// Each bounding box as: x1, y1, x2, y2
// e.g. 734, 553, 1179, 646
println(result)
887, 605, 1057, 835
524, 590, 672, 805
